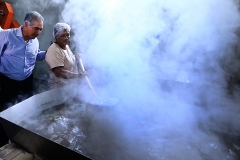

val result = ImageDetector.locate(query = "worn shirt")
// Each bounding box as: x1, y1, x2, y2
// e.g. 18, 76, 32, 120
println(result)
0, 26, 46, 81
45, 43, 78, 89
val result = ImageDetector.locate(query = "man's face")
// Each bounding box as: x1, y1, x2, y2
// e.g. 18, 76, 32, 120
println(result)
25, 20, 43, 39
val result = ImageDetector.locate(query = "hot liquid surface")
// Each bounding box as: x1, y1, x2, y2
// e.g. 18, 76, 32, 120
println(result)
19, 102, 240, 160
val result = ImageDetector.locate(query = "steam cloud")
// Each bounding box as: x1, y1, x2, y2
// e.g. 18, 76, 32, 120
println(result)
61, 0, 240, 159
8, 0, 240, 159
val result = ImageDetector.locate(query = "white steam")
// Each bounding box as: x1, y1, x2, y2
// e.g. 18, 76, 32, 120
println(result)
60, 0, 240, 159
10, 0, 240, 159
56, 0, 240, 159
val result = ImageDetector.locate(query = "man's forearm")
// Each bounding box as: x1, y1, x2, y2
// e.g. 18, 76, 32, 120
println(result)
36, 50, 46, 61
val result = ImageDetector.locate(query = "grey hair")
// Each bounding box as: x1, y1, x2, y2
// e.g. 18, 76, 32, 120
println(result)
24, 11, 44, 26
53, 23, 71, 38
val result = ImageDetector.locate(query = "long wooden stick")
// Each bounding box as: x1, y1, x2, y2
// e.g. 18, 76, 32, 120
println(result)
78, 58, 97, 96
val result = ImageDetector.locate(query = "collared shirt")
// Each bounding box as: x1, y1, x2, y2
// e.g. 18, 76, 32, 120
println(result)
0, 26, 46, 80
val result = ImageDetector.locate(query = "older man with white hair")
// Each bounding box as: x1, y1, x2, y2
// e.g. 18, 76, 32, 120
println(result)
0, 11, 46, 147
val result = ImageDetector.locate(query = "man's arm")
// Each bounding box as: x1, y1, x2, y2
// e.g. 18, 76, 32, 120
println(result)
0, 31, 7, 59
36, 49, 46, 61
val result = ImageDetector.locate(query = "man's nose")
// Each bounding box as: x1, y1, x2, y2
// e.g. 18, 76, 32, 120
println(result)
36, 30, 42, 34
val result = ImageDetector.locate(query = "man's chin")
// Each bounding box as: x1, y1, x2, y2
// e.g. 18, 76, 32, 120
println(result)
31, 35, 38, 39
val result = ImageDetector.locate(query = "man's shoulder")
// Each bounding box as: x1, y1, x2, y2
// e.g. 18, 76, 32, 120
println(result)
0, 28, 17, 36
0, 27, 17, 32
0, 29, 10, 41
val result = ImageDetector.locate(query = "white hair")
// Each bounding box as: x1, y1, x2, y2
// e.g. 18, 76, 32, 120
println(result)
53, 23, 71, 37
24, 11, 44, 26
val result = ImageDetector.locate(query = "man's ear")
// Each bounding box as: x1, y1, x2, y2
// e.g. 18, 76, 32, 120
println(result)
24, 21, 29, 27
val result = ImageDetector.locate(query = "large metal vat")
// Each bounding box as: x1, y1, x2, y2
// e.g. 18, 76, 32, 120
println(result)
0, 87, 91, 160
0, 81, 240, 160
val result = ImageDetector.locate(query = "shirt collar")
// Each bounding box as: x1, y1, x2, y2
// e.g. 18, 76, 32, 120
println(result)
16, 25, 24, 37
16, 25, 33, 43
